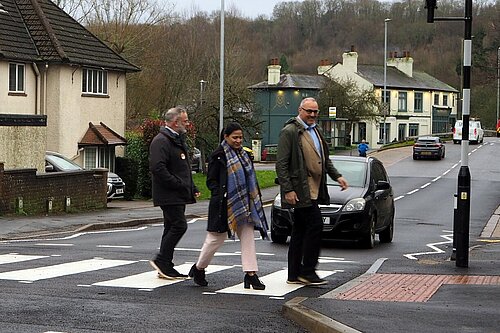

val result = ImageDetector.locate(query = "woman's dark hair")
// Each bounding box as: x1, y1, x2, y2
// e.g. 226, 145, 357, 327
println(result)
220, 122, 243, 141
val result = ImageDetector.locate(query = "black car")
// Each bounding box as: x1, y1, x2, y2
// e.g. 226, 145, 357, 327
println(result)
45, 151, 125, 201
413, 136, 445, 160
271, 156, 395, 248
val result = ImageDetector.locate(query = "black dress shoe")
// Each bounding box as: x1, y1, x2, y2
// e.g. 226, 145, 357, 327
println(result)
244, 273, 265, 290
298, 273, 328, 286
188, 264, 208, 286
149, 260, 187, 280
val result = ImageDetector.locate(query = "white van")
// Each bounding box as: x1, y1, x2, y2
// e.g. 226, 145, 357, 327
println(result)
452, 119, 484, 144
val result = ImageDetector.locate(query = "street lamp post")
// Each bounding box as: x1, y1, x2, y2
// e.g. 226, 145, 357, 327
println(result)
383, 18, 391, 145
496, 46, 499, 124
219, 0, 225, 137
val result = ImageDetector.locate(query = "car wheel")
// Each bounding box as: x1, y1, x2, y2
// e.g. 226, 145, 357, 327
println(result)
361, 214, 376, 249
271, 228, 288, 244
453, 140, 458, 144
379, 215, 394, 243
413, 155, 418, 160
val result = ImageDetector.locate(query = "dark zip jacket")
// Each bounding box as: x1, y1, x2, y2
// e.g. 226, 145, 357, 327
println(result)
149, 127, 198, 206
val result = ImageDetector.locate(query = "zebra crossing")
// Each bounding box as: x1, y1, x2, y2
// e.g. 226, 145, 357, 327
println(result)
0, 253, 345, 296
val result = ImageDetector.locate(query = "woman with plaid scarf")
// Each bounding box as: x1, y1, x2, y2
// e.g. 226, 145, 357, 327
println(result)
189, 123, 269, 290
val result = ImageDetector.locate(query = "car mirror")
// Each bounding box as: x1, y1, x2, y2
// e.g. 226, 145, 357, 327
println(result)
45, 164, 54, 172
376, 180, 390, 190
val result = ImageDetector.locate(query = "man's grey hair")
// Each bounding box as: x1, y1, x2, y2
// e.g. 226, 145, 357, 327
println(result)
163, 107, 187, 123
299, 97, 317, 109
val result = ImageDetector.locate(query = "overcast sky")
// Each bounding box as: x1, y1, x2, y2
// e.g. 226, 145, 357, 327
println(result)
168, 0, 302, 18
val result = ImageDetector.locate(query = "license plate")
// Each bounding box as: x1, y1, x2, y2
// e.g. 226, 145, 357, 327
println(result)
116, 188, 124, 194
422, 152, 431, 155
322, 217, 330, 224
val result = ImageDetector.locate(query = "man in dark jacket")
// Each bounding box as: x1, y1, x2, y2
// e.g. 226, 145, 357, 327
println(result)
149, 107, 200, 279
276, 97, 348, 286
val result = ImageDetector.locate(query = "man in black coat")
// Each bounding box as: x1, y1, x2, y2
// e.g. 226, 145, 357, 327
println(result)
149, 107, 200, 279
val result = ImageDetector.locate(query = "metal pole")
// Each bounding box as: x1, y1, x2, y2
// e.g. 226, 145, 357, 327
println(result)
496, 46, 499, 124
383, 18, 391, 145
219, 0, 225, 137
455, 0, 472, 268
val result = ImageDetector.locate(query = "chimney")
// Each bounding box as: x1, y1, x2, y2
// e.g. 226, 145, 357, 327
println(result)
267, 58, 281, 85
317, 59, 333, 75
387, 50, 414, 77
342, 48, 358, 73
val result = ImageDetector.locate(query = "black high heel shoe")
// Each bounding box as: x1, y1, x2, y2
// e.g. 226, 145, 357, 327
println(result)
244, 273, 265, 290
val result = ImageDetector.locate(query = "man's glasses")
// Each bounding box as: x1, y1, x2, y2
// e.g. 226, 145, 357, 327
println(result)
301, 107, 320, 115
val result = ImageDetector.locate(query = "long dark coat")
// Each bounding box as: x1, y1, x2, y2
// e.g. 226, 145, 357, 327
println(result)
149, 127, 198, 206
206, 145, 229, 233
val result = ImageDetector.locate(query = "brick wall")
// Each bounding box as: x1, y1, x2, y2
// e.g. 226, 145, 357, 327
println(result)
0, 162, 107, 215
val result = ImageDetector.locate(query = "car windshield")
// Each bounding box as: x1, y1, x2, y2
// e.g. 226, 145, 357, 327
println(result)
327, 159, 367, 187
46, 154, 83, 171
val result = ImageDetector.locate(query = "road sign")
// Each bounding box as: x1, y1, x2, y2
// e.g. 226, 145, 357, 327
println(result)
329, 106, 337, 118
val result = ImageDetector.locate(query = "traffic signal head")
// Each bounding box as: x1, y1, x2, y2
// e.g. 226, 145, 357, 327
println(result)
425, 0, 437, 23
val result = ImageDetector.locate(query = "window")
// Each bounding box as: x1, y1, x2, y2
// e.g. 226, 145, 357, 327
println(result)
409, 123, 419, 137
434, 94, 439, 105
379, 123, 390, 143
398, 92, 407, 112
358, 123, 366, 142
84, 146, 116, 171
381, 90, 390, 104
398, 124, 406, 141
84, 147, 98, 169
443, 95, 448, 106
414, 92, 423, 112
82, 68, 108, 95
9, 63, 25, 92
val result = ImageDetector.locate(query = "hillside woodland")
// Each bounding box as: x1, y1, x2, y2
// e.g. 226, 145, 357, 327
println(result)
59, 0, 500, 150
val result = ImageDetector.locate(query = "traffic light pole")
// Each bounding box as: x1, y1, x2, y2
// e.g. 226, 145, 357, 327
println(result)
426, 0, 472, 267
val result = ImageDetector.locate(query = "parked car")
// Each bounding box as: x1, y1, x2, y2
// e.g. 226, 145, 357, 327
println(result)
45, 151, 125, 201
412, 136, 445, 160
453, 119, 484, 144
191, 147, 202, 173
261, 144, 278, 161
271, 156, 395, 248
496, 119, 500, 137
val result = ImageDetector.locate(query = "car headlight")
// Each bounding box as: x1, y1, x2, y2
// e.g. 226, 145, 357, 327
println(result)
273, 194, 281, 208
342, 198, 366, 212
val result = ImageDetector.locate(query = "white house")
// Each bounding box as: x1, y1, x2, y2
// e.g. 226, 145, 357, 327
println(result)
318, 49, 459, 148
0, 0, 139, 172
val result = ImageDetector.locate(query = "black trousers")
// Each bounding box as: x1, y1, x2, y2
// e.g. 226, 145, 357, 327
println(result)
288, 201, 323, 279
157, 205, 187, 267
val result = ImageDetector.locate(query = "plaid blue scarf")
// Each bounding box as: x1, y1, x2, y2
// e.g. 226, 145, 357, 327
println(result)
222, 140, 269, 239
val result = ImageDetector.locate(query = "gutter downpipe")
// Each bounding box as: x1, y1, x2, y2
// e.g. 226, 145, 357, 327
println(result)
32, 63, 40, 115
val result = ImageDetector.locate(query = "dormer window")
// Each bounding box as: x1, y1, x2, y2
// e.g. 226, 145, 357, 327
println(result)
82, 68, 108, 95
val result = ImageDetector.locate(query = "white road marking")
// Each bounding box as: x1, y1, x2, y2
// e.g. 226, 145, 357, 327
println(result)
407, 189, 419, 195
0, 258, 135, 281
403, 232, 453, 260
35, 243, 73, 247
96, 245, 132, 249
431, 176, 441, 182
394, 196, 404, 201
442, 169, 451, 176
451, 163, 459, 169
175, 247, 274, 257
420, 182, 431, 189
93, 264, 232, 289
216, 269, 340, 297
0, 253, 48, 265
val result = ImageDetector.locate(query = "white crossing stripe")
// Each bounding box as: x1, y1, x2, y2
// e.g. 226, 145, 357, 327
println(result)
0, 258, 135, 281
93, 264, 233, 289
0, 253, 48, 265
216, 269, 339, 297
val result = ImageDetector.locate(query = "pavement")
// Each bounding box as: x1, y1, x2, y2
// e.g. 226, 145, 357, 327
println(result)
1, 146, 499, 333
